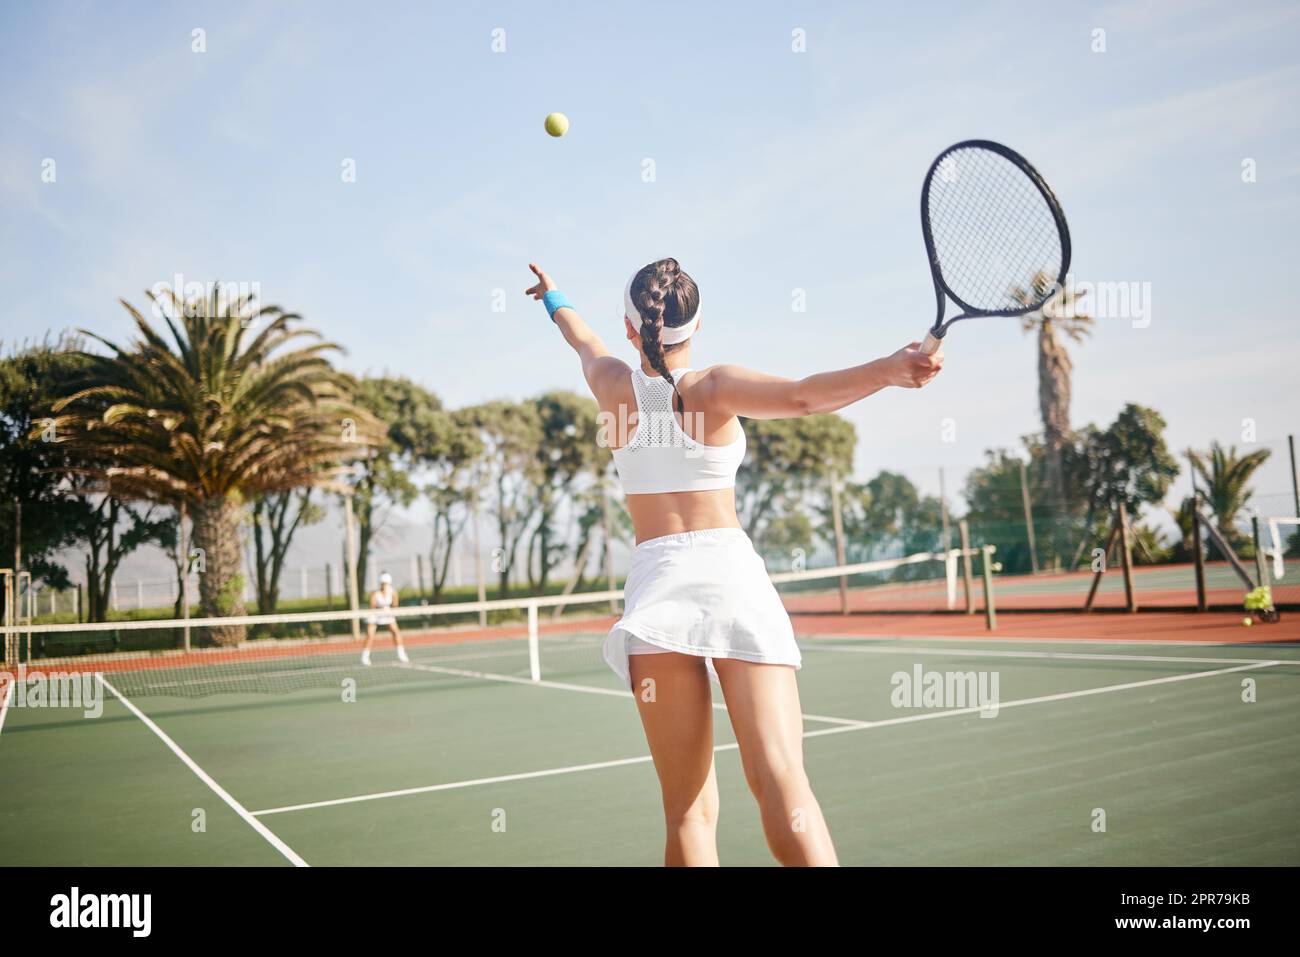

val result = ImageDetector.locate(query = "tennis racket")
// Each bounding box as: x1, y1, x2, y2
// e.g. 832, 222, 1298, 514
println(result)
919, 139, 1071, 355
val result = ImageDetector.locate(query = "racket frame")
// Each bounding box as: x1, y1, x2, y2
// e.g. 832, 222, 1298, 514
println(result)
920, 139, 1071, 354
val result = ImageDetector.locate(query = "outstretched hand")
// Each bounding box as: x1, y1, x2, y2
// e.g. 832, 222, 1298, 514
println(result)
525, 263, 557, 301
889, 342, 944, 389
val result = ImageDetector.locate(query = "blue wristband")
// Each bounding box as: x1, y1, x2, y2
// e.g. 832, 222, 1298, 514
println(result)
542, 290, 573, 319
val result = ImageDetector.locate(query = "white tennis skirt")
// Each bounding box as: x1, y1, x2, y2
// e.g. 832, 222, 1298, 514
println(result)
604, 527, 802, 687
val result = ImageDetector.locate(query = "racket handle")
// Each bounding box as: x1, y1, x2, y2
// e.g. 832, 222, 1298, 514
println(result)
920, 331, 944, 355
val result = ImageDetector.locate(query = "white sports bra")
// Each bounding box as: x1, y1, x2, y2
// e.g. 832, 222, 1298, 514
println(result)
610, 367, 746, 495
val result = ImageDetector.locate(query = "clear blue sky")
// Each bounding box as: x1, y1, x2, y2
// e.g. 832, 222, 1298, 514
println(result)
3, 0, 1298, 581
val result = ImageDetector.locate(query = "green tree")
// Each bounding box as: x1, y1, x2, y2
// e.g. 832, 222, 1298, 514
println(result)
0, 341, 91, 603
47, 285, 377, 643
423, 408, 484, 599
463, 400, 543, 596
963, 449, 1044, 576
1064, 404, 1179, 567
831, 471, 943, 563
249, 489, 324, 614
3, 340, 177, 622
759, 510, 817, 570
350, 376, 441, 593
1080, 405, 1179, 518
77, 496, 176, 622
1129, 522, 1172, 565
1168, 496, 1199, 564
1188, 442, 1271, 557
738, 415, 855, 547
526, 391, 600, 589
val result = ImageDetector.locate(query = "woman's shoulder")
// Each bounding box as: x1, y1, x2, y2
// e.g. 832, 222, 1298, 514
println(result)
678, 364, 741, 401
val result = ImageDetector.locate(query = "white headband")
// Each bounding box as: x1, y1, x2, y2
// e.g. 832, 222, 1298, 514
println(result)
624, 275, 700, 345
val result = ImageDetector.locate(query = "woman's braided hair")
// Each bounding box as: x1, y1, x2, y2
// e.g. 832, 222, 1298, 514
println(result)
630, 258, 700, 415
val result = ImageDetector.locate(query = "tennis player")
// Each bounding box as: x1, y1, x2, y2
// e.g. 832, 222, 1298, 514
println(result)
527, 258, 941, 866
360, 572, 410, 666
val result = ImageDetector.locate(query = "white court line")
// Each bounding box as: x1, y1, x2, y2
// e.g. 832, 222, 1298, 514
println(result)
99, 674, 308, 867
253, 754, 666, 816
801, 659, 1279, 739
251, 659, 1279, 817
799, 643, 1283, 666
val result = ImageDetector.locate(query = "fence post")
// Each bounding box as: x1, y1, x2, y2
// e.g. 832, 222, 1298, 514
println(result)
1118, 500, 1136, 612
1019, 459, 1039, 574
959, 520, 974, 614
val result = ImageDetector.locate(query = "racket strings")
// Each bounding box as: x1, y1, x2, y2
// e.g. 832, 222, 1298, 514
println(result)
927, 147, 1064, 313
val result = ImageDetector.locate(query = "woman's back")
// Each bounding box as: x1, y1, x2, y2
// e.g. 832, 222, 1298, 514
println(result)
606, 364, 745, 544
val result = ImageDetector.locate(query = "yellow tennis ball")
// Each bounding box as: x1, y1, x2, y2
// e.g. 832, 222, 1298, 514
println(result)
544, 112, 569, 137
1242, 617, 1253, 626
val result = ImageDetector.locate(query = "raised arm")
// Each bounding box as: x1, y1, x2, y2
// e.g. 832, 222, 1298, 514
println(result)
700, 345, 943, 420
525, 263, 628, 399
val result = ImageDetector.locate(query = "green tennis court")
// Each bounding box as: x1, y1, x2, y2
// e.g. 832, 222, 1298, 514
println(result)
4, 628, 1296, 866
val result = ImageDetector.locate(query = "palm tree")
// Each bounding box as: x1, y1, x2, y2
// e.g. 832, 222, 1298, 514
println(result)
1188, 442, 1271, 556
1014, 270, 1093, 513
48, 285, 380, 643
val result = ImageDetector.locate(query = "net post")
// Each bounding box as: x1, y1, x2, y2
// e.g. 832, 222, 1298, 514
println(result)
18, 570, 32, 663
980, 545, 996, 631
944, 550, 957, 610
1, 568, 12, 666
527, 601, 541, 683
1270, 518, 1300, 581
1192, 506, 1207, 611
1117, 501, 1136, 613
958, 520, 974, 614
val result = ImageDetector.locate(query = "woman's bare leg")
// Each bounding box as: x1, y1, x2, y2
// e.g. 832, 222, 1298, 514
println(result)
388, 624, 409, 661
712, 658, 838, 866
629, 652, 719, 866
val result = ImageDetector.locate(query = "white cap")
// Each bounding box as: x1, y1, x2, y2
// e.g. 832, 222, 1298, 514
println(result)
379, 572, 393, 585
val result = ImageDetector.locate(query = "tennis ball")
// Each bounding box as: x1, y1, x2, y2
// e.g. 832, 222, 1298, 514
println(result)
544, 112, 569, 137
1242, 617, 1253, 626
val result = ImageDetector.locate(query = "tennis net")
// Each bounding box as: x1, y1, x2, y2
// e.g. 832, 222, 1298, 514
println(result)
0, 549, 986, 698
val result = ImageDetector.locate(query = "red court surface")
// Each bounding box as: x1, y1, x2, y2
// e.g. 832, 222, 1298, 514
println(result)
789, 610, 1300, 644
